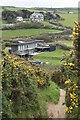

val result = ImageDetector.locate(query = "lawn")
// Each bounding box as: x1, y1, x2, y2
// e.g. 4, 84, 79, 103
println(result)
33, 48, 69, 66
2, 29, 61, 39
59, 13, 78, 27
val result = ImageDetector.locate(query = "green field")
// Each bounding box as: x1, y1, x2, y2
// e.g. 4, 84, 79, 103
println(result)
2, 7, 44, 13
2, 29, 61, 39
33, 48, 69, 66
59, 13, 78, 27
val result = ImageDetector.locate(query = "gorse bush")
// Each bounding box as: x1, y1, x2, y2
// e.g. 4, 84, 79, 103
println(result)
64, 22, 80, 119
1, 54, 49, 118
51, 69, 65, 87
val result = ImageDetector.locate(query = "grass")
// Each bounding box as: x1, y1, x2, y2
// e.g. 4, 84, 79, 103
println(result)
39, 81, 60, 104
48, 40, 73, 47
2, 20, 8, 24
6, 7, 26, 11
43, 21, 53, 26
4, 7, 45, 13
56, 40, 73, 47
34, 48, 69, 66
2, 29, 61, 39
59, 13, 78, 27
17, 81, 60, 118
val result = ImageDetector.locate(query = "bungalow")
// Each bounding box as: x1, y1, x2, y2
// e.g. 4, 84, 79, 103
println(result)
10, 40, 56, 57
30, 13, 44, 22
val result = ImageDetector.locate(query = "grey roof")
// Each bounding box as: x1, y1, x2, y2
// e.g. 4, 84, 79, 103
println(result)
30, 13, 44, 17
37, 46, 50, 49
11, 40, 44, 46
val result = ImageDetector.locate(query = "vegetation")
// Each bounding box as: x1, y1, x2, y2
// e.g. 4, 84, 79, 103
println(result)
1, 53, 60, 118
1, 6, 79, 119
2, 9, 33, 23
39, 81, 60, 104
51, 69, 65, 88
59, 14, 78, 27
33, 48, 69, 66
64, 22, 80, 119
2, 29, 60, 39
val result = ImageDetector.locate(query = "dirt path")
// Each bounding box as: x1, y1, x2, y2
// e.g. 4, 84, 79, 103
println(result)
47, 89, 66, 118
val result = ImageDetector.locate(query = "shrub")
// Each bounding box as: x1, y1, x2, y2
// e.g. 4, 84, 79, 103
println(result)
64, 22, 80, 119
51, 69, 65, 87
1, 54, 50, 118
2, 22, 45, 30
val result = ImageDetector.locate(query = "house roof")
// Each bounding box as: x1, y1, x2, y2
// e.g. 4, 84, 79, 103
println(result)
11, 40, 44, 46
30, 13, 44, 17
17, 16, 23, 19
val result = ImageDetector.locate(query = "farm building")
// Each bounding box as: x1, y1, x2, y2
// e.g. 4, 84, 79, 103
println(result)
16, 17, 23, 22
10, 40, 56, 57
30, 13, 44, 22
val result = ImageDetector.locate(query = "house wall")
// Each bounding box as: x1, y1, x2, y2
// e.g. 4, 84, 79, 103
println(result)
12, 46, 18, 53
28, 43, 37, 48
18, 43, 37, 51
28, 49, 34, 55
17, 17, 23, 22
30, 13, 44, 22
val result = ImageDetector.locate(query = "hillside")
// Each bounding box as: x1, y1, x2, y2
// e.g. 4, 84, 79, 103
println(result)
1, 5, 79, 119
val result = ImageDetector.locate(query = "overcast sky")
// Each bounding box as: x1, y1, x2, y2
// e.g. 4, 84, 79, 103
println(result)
0, 0, 80, 8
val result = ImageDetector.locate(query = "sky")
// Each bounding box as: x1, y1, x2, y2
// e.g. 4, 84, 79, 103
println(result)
0, 0, 80, 8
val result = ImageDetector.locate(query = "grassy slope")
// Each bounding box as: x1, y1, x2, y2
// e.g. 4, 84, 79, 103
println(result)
59, 13, 78, 27
2, 29, 61, 39
34, 48, 69, 66
39, 81, 60, 104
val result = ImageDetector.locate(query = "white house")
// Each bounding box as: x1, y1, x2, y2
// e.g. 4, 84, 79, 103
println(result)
30, 13, 44, 22
16, 17, 23, 22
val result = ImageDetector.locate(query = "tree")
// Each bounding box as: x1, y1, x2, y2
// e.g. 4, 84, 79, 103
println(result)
45, 12, 56, 20
2, 10, 17, 23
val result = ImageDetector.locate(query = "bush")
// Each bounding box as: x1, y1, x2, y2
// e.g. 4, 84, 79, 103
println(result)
64, 22, 80, 119
1, 54, 50, 118
2, 22, 45, 30
51, 69, 65, 87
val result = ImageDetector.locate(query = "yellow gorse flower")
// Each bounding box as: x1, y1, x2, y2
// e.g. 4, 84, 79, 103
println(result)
65, 79, 71, 85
